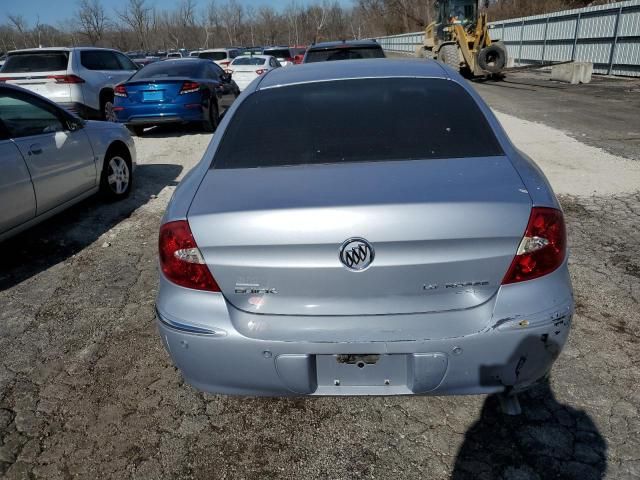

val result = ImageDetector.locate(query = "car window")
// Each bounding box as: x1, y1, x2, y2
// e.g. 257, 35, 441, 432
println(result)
81, 50, 121, 70
264, 49, 290, 59
0, 91, 65, 138
199, 51, 228, 61
2, 51, 69, 73
212, 78, 503, 169
270, 58, 279, 68
130, 61, 203, 79
232, 57, 266, 66
204, 63, 221, 80
115, 52, 137, 71
230, 50, 239, 58
305, 46, 385, 63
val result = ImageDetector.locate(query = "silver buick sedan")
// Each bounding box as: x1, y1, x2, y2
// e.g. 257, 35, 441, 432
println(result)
0, 84, 136, 242
156, 59, 573, 410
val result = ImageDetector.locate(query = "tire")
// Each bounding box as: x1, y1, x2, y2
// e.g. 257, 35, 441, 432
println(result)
101, 93, 117, 122
202, 101, 219, 133
127, 125, 144, 137
478, 44, 507, 74
438, 44, 460, 71
100, 148, 132, 201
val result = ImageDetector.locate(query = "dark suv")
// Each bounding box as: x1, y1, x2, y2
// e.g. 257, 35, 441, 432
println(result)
303, 40, 385, 63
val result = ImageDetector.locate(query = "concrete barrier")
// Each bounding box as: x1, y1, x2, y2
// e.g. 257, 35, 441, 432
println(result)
551, 62, 593, 84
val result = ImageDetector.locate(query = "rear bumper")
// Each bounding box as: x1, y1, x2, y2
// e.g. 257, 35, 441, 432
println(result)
115, 104, 205, 125
156, 266, 574, 396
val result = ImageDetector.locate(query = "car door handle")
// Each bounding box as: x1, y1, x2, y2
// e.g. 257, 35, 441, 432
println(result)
29, 144, 43, 155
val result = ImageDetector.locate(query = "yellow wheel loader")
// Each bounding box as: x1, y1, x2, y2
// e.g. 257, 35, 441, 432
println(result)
416, 0, 508, 77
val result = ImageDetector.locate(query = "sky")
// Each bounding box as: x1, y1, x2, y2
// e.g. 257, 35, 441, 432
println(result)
2, 0, 353, 26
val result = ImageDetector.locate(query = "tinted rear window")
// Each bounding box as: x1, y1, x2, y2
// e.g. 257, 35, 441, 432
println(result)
131, 61, 202, 79
305, 46, 385, 63
212, 78, 503, 169
232, 57, 266, 66
2, 52, 69, 73
264, 49, 290, 58
199, 51, 228, 61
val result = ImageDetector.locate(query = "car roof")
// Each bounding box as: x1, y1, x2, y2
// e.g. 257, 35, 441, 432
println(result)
199, 48, 238, 53
233, 55, 270, 60
7, 47, 118, 54
308, 40, 381, 50
256, 58, 449, 90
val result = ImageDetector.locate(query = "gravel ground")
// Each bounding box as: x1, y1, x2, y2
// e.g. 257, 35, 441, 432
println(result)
1, 98, 639, 479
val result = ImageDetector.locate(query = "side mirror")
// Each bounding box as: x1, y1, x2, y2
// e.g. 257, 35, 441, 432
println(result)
221, 73, 232, 83
66, 116, 84, 132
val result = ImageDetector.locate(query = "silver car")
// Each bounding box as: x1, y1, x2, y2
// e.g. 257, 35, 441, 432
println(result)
156, 59, 573, 407
0, 84, 136, 242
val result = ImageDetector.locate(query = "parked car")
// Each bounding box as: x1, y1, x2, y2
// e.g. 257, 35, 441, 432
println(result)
0, 84, 136, 242
165, 51, 184, 59
0, 54, 5, 68
155, 59, 573, 404
113, 58, 239, 136
0, 47, 138, 121
227, 55, 281, 91
262, 47, 295, 67
303, 40, 385, 63
197, 48, 240, 68
127, 51, 159, 67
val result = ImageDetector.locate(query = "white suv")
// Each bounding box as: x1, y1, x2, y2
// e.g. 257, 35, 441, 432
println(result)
0, 47, 138, 121
197, 48, 240, 68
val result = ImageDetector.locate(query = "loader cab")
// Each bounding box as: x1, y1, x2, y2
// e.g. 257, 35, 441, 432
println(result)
436, 0, 478, 26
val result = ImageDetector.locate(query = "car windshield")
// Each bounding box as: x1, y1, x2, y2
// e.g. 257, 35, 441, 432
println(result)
2, 52, 69, 73
305, 46, 385, 63
130, 61, 202, 79
212, 78, 503, 169
199, 51, 228, 61
232, 57, 266, 66
264, 49, 290, 59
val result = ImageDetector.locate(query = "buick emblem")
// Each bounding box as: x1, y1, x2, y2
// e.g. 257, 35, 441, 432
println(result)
340, 238, 374, 271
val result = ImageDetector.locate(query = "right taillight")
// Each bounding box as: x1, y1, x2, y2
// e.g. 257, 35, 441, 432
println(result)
255, 69, 265, 75
502, 207, 566, 285
114, 85, 127, 97
159, 220, 220, 292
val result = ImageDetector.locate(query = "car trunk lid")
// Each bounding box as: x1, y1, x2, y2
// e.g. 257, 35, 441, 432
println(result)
123, 78, 191, 103
187, 157, 531, 316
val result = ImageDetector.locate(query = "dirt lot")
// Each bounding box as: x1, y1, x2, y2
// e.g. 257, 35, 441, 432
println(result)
1, 74, 640, 479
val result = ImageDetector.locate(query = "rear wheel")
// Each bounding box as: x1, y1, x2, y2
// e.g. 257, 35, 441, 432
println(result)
101, 93, 117, 122
100, 149, 132, 201
202, 101, 219, 133
438, 44, 460, 72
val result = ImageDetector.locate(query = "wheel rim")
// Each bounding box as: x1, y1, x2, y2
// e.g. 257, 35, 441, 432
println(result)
104, 101, 117, 122
107, 156, 129, 194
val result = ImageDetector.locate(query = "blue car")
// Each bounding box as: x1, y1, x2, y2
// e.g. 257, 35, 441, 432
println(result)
113, 58, 239, 136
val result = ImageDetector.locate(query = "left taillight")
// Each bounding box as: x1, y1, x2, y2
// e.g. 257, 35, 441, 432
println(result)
47, 74, 85, 84
179, 81, 200, 94
502, 207, 567, 285
255, 69, 266, 75
159, 220, 220, 292
114, 85, 127, 97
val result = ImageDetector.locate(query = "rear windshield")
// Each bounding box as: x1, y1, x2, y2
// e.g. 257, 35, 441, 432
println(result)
199, 51, 228, 61
212, 78, 503, 169
232, 57, 266, 66
305, 46, 385, 63
2, 52, 69, 73
131, 61, 202, 79
264, 49, 290, 59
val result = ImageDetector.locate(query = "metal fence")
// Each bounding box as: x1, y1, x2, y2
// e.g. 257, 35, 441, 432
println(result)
375, 0, 640, 77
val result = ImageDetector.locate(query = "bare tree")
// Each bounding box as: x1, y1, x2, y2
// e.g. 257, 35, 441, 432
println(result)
116, 0, 153, 50
7, 14, 30, 48
77, 0, 107, 45
219, 0, 243, 46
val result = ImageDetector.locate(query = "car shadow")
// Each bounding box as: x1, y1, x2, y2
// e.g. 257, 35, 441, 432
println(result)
452, 335, 607, 479
0, 163, 182, 291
